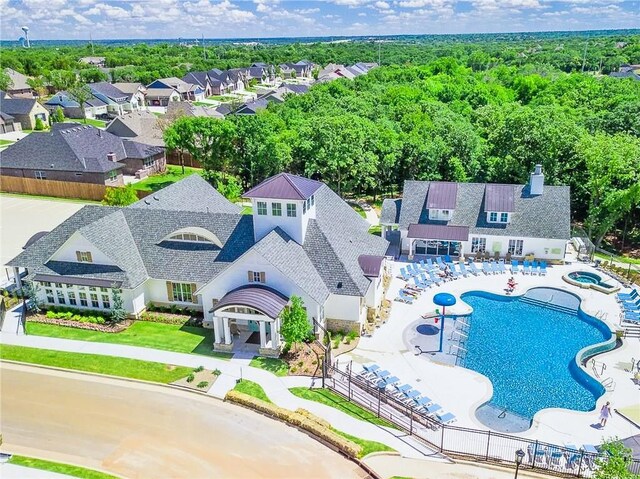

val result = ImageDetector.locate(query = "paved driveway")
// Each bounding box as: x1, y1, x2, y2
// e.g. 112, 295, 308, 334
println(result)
0, 363, 362, 479
0, 195, 88, 282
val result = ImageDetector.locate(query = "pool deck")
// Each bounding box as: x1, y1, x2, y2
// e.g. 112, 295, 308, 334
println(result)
341, 259, 640, 449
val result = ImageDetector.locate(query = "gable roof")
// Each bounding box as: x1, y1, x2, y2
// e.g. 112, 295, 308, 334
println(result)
105, 111, 164, 147
243, 173, 323, 200
5, 68, 31, 91
89, 82, 128, 101
111, 83, 145, 95
0, 98, 38, 115
426, 182, 458, 210
166, 101, 224, 119
182, 72, 209, 89
398, 179, 570, 240
130, 174, 242, 214
484, 184, 516, 212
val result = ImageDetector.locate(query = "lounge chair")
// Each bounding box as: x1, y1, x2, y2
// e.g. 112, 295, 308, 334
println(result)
359, 364, 380, 379
531, 261, 539, 275
447, 263, 460, 279
539, 261, 548, 276
468, 262, 481, 276
618, 289, 639, 302
377, 375, 400, 389
459, 262, 470, 277
497, 259, 507, 274
399, 267, 412, 281
511, 260, 519, 273
424, 403, 443, 416
482, 261, 492, 275
581, 444, 598, 470
393, 383, 412, 396
436, 257, 446, 270
426, 258, 436, 270
436, 412, 457, 424
427, 271, 443, 285
547, 448, 564, 468
490, 261, 499, 274
564, 444, 581, 470
413, 396, 433, 409
623, 312, 640, 323
418, 259, 429, 271
396, 291, 414, 304
444, 254, 452, 263
402, 389, 421, 404
623, 300, 640, 312
523, 260, 531, 274
406, 263, 419, 276
413, 276, 429, 290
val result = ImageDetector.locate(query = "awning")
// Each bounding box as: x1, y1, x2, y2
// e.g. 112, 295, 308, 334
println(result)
407, 224, 469, 242
32, 273, 122, 289
211, 285, 289, 319
358, 254, 385, 277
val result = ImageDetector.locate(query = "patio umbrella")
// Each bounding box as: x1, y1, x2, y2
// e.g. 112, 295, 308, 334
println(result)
433, 292, 456, 352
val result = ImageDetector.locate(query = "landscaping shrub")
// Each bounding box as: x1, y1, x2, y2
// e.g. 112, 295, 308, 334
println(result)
225, 390, 361, 458
194, 365, 204, 373
186, 373, 195, 383
34, 117, 45, 131
44, 309, 106, 324
197, 381, 209, 389
212, 369, 221, 376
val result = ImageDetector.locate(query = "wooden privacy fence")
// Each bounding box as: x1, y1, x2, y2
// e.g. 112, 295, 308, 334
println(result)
166, 149, 203, 169
0, 176, 107, 201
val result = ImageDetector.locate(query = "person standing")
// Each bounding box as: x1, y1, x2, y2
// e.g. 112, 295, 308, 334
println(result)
599, 401, 611, 427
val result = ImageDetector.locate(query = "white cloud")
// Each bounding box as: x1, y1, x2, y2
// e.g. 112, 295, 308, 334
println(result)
295, 7, 320, 14
85, 3, 130, 19
473, 0, 541, 10
330, 0, 371, 6
374, 1, 390, 9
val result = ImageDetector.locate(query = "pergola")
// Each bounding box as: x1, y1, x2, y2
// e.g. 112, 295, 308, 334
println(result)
211, 285, 289, 355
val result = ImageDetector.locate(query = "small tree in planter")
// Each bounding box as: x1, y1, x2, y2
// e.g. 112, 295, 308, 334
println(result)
21, 281, 42, 314
280, 296, 312, 353
110, 288, 127, 323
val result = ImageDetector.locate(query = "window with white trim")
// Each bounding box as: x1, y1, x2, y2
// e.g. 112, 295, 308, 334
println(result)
172, 282, 193, 302
79, 292, 88, 307
55, 283, 63, 288
508, 239, 524, 256
90, 293, 100, 308
471, 237, 486, 253
248, 271, 266, 283
34, 171, 46, 180
303, 201, 307, 214
68, 291, 77, 305
501, 212, 509, 223
310, 195, 314, 206
45, 289, 54, 303
101, 294, 110, 309
77, 251, 92, 262
57, 290, 66, 305
489, 212, 498, 222
257, 201, 267, 215
286, 203, 297, 217
107, 170, 118, 182
41, 281, 52, 287
143, 156, 156, 168
170, 232, 212, 243
272, 202, 282, 216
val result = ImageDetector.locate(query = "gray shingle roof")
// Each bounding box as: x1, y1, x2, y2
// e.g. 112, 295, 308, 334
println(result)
0, 98, 38, 115
398, 179, 570, 240
89, 82, 128, 101
0, 124, 126, 173
380, 199, 401, 225
123, 140, 164, 159
130, 174, 242, 214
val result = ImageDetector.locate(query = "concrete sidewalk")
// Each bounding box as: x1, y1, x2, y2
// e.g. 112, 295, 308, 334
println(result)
0, 332, 439, 459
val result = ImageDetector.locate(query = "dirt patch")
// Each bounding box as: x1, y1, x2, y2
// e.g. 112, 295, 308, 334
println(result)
332, 337, 360, 357
171, 368, 220, 392
283, 342, 324, 377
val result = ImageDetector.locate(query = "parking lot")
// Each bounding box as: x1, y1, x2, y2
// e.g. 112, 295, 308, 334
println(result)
0, 194, 89, 284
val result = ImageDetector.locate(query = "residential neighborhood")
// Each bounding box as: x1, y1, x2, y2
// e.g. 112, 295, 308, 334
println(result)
0, 20, 639, 479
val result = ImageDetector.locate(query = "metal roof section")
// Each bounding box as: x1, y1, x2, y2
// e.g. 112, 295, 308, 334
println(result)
485, 184, 516, 212
243, 173, 323, 200
426, 182, 458, 210
212, 285, 289, 319
358, 255, 385, 277
407, 224, 470, 241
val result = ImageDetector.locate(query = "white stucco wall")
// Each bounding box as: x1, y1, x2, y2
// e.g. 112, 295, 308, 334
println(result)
144, 278, 203, 309
324, 293, 363, 323
251, 197, 316, 244
197, 249, 322, 326
49, 232, 116, 265
122, 283, 146, 317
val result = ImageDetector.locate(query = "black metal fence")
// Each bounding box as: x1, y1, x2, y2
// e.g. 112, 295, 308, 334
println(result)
0, 298, 6, 332
327, 365, 640, 478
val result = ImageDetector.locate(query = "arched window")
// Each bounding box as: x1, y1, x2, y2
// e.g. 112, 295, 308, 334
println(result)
169, 232, 213, 243
162, 227, 223, 247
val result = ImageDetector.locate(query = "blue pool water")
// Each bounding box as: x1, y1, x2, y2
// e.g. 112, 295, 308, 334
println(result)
462, 291, 611, 420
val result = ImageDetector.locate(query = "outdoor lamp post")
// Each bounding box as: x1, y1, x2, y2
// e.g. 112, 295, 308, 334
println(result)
514, 449, 525, 479
432, 292, 456, 353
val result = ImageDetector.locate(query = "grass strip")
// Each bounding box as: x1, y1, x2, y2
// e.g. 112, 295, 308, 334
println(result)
331, 429, 396, 458
131, 165, 202, 192
289, 387, 397, 429
249, 356, 289, 377
8, 455, 119, 479
233, 379, 273, 403
0, 344, 192, 384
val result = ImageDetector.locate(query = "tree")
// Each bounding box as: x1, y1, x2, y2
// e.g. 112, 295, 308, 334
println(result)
34, 117, 45, 131
51, 106, 65, 124
103, 185, 138, 206
110, 288, 127, 323
0, 69, 12, 91
26, 76, 47, 99
67, 83, 93, 122
21, 281, 42, 314
279, 296, 311, 351
593, 439, 636, 479
79, 68, 107, 84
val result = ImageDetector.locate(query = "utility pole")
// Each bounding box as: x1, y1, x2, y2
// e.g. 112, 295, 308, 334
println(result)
202, 33, 206, 60
581, 42, 588, 73
378, 42, 381, 66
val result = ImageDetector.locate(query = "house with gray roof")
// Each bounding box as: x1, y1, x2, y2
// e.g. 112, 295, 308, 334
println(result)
0, 98, 49, 130
4, 68, 35, 98
89, 82, 144, 116
8, 173, 389, 355
0, 123, 165, 185
105, 110, 165, 147
380, 165, 570, 262
45, 91, 108, 119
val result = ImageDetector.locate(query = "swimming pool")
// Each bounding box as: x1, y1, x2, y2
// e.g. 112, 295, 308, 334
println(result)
461, 290, 612, 427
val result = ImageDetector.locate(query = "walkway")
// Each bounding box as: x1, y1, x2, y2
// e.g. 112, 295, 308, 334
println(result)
0, 329, 437, 459
0, 464, 75, 479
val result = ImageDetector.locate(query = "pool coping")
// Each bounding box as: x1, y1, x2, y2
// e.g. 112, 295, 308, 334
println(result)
450, 285, 617, 434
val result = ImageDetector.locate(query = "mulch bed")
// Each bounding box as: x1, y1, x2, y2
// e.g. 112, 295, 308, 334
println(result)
171, 368, 220, 392
27, 315, 132, 333
283, 342, 324, 377
332, 337, 360, 357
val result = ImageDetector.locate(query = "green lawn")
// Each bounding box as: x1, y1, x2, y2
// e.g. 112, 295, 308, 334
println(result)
207, 95, 236, 102
132, 165, 202, 192
0, 345, 192, 383
351, 203, 367, 218
192, 101, 213, 106
595, 251, 640, 266
0, 139, 15, 146
249, 357, 289, 376
289, 387, 397, 428
368, 224, 382, 236
8, 455, 119, 479
241, 205, 253, 215
233, 379, 272, 403
332, 429, 396, 458
25, 320, 232, 359
66, 117, 107, 128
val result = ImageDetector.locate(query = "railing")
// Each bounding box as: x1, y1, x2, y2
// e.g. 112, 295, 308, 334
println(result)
326, 364, 640, 478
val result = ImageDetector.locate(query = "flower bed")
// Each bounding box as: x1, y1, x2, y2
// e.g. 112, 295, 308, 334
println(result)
28, 314, 131, 333
139, 311, 201, 326
283, 342, 324, 377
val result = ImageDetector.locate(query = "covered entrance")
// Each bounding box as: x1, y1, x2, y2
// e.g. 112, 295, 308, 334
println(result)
211, 285, 288, 357
407, 224, 469, 259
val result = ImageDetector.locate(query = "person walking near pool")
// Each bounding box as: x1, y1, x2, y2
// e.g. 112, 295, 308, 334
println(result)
599, 401, 611, 427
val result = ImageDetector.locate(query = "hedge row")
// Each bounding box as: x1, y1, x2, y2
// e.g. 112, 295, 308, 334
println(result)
225, 390, 362, 458
45, 310, 107, 324
139, 312, 190, 325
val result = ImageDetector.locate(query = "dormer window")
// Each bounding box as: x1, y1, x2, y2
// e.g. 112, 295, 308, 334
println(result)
272, 202, 282, 216
487, 212, 510, 224
76, 251, 93, 262
257, 201, 267, 215
428, 209, 452, 221
170, 233, 213, 243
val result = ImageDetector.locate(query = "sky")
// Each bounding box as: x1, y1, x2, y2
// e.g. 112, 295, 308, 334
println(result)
1, 0, 639, 41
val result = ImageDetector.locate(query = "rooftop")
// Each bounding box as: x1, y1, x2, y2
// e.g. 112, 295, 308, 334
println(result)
243, 172, 324, 200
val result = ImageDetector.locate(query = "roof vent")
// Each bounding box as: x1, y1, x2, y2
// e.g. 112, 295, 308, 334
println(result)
144, 199, 150, 205
153, 196, 159, 201
337, 281, 343, 289
107, 152, 117, 162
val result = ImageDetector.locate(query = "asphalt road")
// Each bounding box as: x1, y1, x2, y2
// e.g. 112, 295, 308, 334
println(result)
0, 362, 363, 479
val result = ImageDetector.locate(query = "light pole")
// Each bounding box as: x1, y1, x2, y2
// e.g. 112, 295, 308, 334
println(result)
514, 449, 525, 479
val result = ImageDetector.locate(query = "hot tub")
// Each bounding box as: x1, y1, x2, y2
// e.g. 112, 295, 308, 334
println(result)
563, 271, 620, 294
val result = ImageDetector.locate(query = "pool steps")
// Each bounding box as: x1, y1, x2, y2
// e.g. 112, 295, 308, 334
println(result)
519, 295, 577, 315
